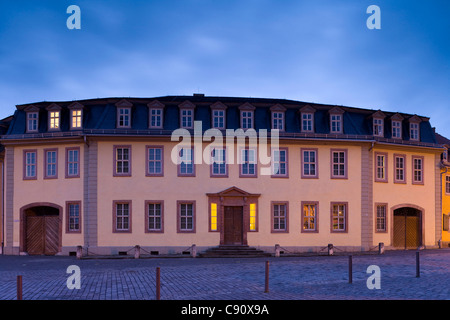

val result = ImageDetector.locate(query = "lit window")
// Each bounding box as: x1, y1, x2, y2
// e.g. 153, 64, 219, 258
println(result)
210, 203, 218, 231
249, 203, 257, 231
302, 203, 317, 232
49, 111, 60, 130
71, 109, 82, 129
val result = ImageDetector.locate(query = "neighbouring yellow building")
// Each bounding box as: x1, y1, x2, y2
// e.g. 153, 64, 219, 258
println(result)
435, 132, 450, 247
0, 95, 445, 256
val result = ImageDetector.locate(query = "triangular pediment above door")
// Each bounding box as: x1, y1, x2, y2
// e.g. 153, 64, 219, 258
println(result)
206, 186, 260, 198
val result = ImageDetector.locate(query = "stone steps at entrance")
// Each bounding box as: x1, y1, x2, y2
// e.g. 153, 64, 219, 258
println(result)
199, 245, 272, 258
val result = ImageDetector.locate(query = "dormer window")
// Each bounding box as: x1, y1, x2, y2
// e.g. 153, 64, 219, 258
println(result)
179, 101, 196, 129
409, 116, 421, 141
24, 105, 39, 133
270, 104, 286, 131
300, 105, 315, 133
147, 100, 165, 129
46, 103, 61, 131
239, 102, 256, 130
115, 99, 133, 128
371, 110, 386, 137
68, 102, 84, 130
329, 107, 344, 134
390, 113, 403, 139
211, 102, 227, 130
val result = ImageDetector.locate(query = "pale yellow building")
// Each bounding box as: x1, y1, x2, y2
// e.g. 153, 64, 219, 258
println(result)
0, 95, 444, 256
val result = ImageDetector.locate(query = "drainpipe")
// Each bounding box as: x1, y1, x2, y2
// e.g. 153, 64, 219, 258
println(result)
440, 163, 449, 248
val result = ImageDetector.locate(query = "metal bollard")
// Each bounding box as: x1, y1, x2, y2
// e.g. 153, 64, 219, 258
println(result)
264, 261, 269, 293
328, 244, 334, 256
416, 251, 420, 278
378, 242, 385, 255
348, 255, 353, 284
17, 275, 23, 300
156, 267, 161, 300
134, 245, 140, 259
76, 245, 83, 259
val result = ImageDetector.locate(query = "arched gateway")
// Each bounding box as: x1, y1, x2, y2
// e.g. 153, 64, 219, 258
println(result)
392, 205, 423, 249
20, 203, 62, 255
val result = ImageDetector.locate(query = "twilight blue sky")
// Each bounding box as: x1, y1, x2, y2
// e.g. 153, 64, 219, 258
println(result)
1, 1, 449, 136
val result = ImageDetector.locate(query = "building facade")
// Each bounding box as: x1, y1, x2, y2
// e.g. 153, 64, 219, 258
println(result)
0, 95, 444, 256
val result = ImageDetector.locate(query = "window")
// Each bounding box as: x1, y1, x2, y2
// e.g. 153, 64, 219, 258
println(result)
117, 107, 131, 128
49, 111, 60, 130
301, 113, 314, 132
249, 203, 257, 231
375, 152, 387, 182
27, 112, 38, 132
178, 201, 195, 233
212, 109, 225, 129
301, 148, 318, 178
412, 156, 424, 185
444, 214, 449, 232
446, 176, 450, 194
211, 147, 227, 177
149, 109, 163, 128
114, 146, 131, 176
373, 118, 384, 137
271, 148, 288, 177
241, 111, 253, 129
114, 201, 131, 232
331, 202, 347, 232
302, 202, 318, 232
410, 123, 419, 141
210, 203, 218, 232
180, 109, 194, 128
272, 202, 288, 232
66, 147, 80, 178
394, 154, 406, 183
71, 109, 83, 129
375, 204, 387, 232
146, 146, 163, 176
331, 149, 347, 179
272, 112, 284, 131
23, 150, 37, 180
392, 120, 402, 139
178, 147, 195, 176
240, 148, 257, 177
66, 201, 81, 233
330, 114, 342, 133
146, 201, 163, 233
44, 149, 58, 179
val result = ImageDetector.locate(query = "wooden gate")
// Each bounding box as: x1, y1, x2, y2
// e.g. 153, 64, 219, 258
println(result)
26, 215, 60, 255
224, 206, 243, 245
393, 208, 421, 249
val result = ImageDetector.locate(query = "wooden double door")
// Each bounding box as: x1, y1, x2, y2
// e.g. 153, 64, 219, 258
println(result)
223, 206, 243, 245
26, 213, 60, 255
393, 207, 422, 249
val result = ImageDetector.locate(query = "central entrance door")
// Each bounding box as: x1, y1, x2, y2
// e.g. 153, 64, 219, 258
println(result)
393, 207, 422, 249
224, 206, 243, 245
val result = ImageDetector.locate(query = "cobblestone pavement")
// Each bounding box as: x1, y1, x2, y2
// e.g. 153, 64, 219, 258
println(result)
0, 249, 449, 301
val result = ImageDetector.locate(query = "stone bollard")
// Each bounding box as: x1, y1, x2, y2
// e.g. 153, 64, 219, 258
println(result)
191, 244, 197, 258
328, 244, 334, 256
438, 239, 442, 249
76, 245, 83, 259
378, 242, 385, 255
134, 245, 141, 259
275, 244, 281, 257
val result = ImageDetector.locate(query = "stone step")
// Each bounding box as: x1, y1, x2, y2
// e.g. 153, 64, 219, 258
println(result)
199, 245, 271, 258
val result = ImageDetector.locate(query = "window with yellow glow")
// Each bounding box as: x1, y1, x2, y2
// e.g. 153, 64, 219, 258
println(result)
249, 203, 256, 231
72, 109, 82, 128
49, 111, 60, 129
210, 203, 218, 231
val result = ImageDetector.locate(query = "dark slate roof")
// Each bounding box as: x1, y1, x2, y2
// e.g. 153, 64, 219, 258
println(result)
2, 95, 439, 146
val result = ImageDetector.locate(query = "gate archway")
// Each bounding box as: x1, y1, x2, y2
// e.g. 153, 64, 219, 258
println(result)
20, 203, 62, 255
392, 205, 423, 249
